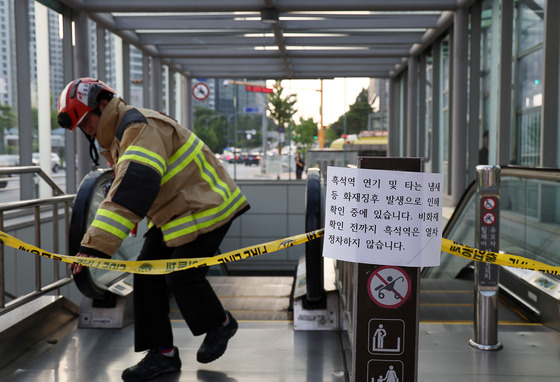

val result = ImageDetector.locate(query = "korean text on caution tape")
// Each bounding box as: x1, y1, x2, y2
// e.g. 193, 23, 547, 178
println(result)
441, 238, 560, 275
0, 229, 325, 275
4, 229, 560, 276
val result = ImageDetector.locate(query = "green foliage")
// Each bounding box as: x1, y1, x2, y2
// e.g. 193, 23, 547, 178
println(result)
291, 117, 318, 149
325, 88, 373, 145
0, 104, 16, 133
193, 107, 228, 153
0, 104, 16, 153
267, 81, 297, 130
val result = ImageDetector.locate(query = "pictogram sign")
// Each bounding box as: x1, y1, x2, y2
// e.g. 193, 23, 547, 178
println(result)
482, 212, 496, 225
483, 197, 496, 211
367, 266, 412, 308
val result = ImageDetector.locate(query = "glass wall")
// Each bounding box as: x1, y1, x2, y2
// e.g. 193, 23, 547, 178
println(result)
440, 37, 450, 193
424, 51, 433, 172
480, 0, 500, 166
513, 0, 544, 166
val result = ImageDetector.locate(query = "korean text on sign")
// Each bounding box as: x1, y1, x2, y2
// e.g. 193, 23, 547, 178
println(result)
322, 166, 444, 267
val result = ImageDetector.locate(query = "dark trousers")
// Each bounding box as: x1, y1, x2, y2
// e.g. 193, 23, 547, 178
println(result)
133, 222, 231, 351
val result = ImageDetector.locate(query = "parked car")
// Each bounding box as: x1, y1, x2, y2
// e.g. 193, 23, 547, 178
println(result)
240, 152, 260, 166
32, 153, 61, 172
221, 150, 242, 164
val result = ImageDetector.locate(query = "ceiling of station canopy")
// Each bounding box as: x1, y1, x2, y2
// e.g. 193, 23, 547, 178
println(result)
57, 0, 466, 79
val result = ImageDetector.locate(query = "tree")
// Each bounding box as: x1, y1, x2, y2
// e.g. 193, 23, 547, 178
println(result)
0, 104, 16, 133
193, 107, 227, 153
325, 88, 373, 145
291, 117, 318, 150
267, 81, 297, 153
0, 104, 17, 153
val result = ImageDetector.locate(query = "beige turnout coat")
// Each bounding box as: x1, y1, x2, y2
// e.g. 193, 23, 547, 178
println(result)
79, 97, 249, 258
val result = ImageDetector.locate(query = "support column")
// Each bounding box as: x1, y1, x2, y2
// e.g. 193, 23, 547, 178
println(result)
185, 77, 193, 131
168, 70, 176, 119
451, 6, 469, 205
15, 0, 34, 199
469, 3, 482, 181
122, 42, 131, 103
35, 3, 52, 198
180, 75, 188, 127
96, 25, 106, 81
151, 57, 162, 111
418, 55, 427, 159
62, 8, 76, 193
407, 56, 418, 157
142, 54, 150, 108
431, 41, 441, 173
388, 77, 398, 157
74, 10, 92, 183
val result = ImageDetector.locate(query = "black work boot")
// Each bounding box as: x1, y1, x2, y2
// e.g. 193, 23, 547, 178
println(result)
197, 311, 238, 363
122, 347, 181, 381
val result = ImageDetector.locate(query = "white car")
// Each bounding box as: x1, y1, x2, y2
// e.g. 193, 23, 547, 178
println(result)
32, 153, 61, 172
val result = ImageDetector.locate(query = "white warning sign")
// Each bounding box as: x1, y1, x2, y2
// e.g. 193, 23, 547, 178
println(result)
322, 166, 444, 267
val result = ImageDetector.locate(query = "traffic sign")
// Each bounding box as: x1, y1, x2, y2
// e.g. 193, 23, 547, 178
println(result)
244, 107, 259, 113
192, 82, 210, 101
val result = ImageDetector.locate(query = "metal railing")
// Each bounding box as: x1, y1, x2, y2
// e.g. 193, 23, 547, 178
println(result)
0, 166, 75, 314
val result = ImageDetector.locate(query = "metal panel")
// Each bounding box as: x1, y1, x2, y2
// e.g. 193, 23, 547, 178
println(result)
56, 0, 458, 79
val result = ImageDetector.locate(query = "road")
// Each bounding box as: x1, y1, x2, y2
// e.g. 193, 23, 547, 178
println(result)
0, 163, 299, 204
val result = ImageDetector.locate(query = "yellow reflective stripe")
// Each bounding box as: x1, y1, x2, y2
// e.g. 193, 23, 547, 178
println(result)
162, 134, 230, 202
162, 134, 202, 184
98, 209, 136, 229
91, 221, 128, 240
118, 145, 166, 175
193, 154, 230, 201
162, 188, 246, 241
91, 209, 135, 240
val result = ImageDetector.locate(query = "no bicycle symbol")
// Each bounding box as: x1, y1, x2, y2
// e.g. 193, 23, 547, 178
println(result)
367, 266, 412, 308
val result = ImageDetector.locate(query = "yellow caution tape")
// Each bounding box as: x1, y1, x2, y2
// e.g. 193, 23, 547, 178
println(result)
3, 227, 560, 276
0, 229, 325, 275
441, 238, 560, 276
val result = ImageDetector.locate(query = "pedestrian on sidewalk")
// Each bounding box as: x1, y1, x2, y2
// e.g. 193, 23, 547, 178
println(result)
295, 152, 305, 179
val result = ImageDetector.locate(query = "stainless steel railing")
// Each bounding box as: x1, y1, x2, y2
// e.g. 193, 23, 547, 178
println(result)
0, 166, 75, 314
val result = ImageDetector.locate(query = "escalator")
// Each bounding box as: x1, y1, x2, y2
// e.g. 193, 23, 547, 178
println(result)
422, 166, 560, 328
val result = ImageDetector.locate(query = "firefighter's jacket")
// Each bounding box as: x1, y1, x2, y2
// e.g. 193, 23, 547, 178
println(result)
78, 97, 249, 258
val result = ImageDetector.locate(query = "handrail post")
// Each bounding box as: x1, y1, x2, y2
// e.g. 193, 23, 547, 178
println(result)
304, 168, 325, 308
34, 205, 41, 292
0, 212, 4, 308
469, 165, 503, 350
53, 202, 60, 296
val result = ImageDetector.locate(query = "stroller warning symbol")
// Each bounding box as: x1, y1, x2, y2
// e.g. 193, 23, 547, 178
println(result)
367, 266, 412, 308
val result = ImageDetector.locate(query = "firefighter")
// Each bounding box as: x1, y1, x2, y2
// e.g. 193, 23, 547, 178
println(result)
58, 78, 249, 381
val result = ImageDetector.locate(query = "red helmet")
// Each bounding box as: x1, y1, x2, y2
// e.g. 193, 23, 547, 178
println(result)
57, 78, 116, 131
